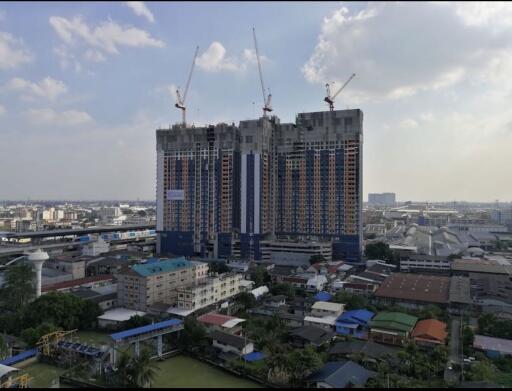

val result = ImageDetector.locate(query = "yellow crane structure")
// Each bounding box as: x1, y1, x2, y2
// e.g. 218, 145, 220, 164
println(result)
0, 373, 30, 388
36, 329, 78, 356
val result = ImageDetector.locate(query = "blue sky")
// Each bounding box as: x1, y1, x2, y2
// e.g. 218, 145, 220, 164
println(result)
1, 2, 512, 202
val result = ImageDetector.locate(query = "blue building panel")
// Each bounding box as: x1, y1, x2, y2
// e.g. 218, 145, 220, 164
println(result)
333, 234, 361, 262
158, 231, 194, 257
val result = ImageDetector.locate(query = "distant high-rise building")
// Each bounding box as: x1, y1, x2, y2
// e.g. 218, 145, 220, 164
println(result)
156, 109, 363, 262
368, 193, 396, 206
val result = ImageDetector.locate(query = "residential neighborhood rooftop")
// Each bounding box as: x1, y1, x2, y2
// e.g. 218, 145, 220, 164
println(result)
375, 273, 450, 304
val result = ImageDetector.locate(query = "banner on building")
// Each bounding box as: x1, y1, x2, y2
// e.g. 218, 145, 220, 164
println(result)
167, 189, 185, 200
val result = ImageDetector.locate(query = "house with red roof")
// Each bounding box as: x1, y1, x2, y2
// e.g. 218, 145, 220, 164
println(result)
411, 319, 448, 348
197, 312, 246, 335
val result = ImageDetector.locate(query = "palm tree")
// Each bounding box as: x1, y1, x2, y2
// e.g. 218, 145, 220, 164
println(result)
115, 349, 133, 387
130, 349, 160, 388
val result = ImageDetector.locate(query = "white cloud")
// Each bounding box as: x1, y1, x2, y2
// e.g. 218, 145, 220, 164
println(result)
155, 83, 178, 101
5, 77, 68, 101
49, 15, 164, 63
53, 45, 82, 72
0, 104, 5, 116
196, 42, 241, 72
84, 49, 106, 62
125, 2, 155, 23
398, 118, 419, 129
302, 3, 512, 102
0, 31, 32, 70
196, 42, 267, 73
27, 108, 93, 126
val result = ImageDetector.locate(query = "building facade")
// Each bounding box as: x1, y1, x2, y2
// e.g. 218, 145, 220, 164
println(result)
116, 257, 201, 311
156, 109, 363, 262
176, 272, 243, 311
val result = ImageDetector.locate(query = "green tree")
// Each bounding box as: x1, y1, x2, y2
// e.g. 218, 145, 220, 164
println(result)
20, 322, 60, 346
236, 291, 257, 310
309, 254, 326, 265
364, 241, 396, 263
209, 261, 230, 274
178, 317, 208, 352
271, 283, 295, 299
333, 291, 369, 311
285, 346, 323, 387
124, 315, 153, 330
115, 350, 133, 387
21, 292, 102, 331
250, 265, 270, 287
0, 334, 8, 360
130, 349, 160, 388
0, 263, 35, 311
467, 360, 496, 381
462, 326, 474, 353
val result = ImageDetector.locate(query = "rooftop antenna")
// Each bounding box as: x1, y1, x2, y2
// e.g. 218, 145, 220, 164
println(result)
252, 27, 272, 117
175, 46, 199, 127
324, 73, 356, 111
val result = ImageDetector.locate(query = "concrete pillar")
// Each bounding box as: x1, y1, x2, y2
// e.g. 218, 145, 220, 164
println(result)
134, 341, 140, 358
111, 347, 117, 366
157, 335, 163, 358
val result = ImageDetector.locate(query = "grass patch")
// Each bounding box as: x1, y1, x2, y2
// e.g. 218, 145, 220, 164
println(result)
152, 355, 262, 388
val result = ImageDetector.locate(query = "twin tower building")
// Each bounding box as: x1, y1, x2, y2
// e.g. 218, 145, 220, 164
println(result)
156, 109, 363, 263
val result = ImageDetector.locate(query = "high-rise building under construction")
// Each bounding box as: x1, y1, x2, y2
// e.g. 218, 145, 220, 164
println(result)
156, 109, 363, 262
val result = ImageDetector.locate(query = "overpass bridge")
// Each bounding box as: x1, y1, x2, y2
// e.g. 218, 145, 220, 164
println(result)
1, 223, 155, 240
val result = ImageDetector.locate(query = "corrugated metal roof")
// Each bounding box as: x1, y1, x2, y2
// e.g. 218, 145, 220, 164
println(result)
0, 349, 37, 366
110, 318, 182, 341
131, 257, 191, 277
370, 312, 418, 332
474, 335, 512, 355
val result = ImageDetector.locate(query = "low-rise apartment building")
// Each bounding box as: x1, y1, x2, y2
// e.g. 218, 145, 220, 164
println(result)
176, 272, 243, 312
117, 257, 198, 311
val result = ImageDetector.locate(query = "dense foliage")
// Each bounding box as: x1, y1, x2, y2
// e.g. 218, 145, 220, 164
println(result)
364, 241, 398, 264
271, 283, 296, 299
0, 263, 35, 311
113, 349, 160, 388
250, 265, 271, 287
478, 313, 512, 339
21, 292, 102, 332
309, 254, 326, 265
177, 317, 208, 353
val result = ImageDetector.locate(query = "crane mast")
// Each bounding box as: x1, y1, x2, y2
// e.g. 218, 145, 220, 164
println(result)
175, 46, 199, 126
324, 73, 356, 111
252, 27, 272, 117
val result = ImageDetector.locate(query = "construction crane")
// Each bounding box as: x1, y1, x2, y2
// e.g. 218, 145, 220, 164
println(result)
0, 374, 30, 388
324, 73, 356, 111
175, 46, 199, 127
36, 329, 77, 356
252, 27, 272, 117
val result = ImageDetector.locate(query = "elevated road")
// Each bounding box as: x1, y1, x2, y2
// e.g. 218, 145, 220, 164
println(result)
1, 224, 155, 240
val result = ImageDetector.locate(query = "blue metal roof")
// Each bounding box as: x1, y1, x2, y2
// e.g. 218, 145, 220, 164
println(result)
314, 291, 333, 302
243, 351, 266, 362
0, 348, 38, 366
336, 309, 375, 325
57, 341, 102, 357
308, 360, 376, 388
131, 257, 191, 277
110, 318, 183, 341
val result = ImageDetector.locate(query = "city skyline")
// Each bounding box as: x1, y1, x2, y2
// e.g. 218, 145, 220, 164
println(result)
1, 2, 512, 202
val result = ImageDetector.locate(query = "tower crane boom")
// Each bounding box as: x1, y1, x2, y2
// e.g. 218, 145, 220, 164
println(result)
324, 73, 356, 111
175, 46, 199, 126
252, 27, 272, 117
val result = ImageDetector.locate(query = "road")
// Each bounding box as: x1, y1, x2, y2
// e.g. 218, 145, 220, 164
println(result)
444, 318, 461, 385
